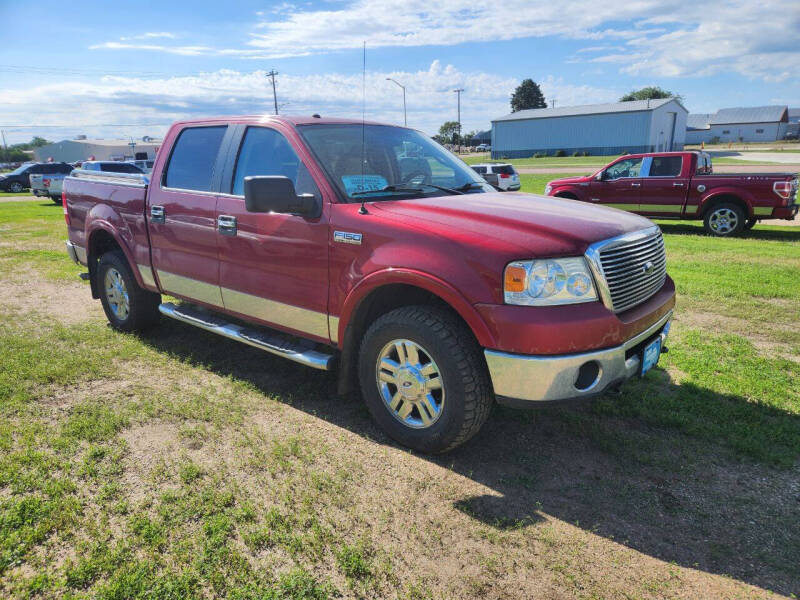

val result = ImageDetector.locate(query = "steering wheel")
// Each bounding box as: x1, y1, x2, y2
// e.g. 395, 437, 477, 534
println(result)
401, 170, 432, 186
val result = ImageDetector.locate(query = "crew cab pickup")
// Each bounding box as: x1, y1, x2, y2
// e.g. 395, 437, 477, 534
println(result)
545, 151, 798, 236
30, 163, 75, 203
63, 115, 675, 453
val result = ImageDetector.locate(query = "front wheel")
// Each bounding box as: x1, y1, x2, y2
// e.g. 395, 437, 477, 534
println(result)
358, 306, 493, 453
8, 182, 24, 193
97, 251, 161, 332
704, 203, 745, 237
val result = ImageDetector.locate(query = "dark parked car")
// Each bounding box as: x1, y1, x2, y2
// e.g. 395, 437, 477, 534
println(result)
0, 162, 73, 193
80, 161, 143, 174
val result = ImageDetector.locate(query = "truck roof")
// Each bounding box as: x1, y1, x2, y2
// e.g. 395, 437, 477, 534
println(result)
169, 114, 395, 128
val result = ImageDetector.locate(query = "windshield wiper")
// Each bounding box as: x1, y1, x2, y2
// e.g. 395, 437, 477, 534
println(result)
351, 185, 430, 197
351, 181, 484, 198
454, 182, 486, 192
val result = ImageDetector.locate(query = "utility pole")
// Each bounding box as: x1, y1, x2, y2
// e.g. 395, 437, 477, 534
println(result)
266, 70, 279, 115
385, 78, 407, 126
453, 88, 464, 148
0, 130, 7, 163
551, 98, 556, 108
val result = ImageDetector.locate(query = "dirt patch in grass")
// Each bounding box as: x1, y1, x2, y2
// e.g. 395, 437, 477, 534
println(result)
0, 274, 102, 324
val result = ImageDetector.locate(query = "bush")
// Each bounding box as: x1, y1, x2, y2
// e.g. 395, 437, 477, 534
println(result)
581, 151, 589, 156
533, 152, 546, 158
571, 151, 581, 157
554, 149, 566, 157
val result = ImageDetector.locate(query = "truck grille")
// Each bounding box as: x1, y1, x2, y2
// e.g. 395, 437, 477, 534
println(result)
586, 227, 667, 313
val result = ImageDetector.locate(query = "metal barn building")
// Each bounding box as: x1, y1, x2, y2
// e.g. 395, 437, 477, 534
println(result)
684, 106, 789, 144
490, 98, 688, 158
34, 137, 161, 163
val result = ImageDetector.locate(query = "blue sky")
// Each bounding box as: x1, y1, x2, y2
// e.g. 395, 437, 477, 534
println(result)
1, 0, 798, 144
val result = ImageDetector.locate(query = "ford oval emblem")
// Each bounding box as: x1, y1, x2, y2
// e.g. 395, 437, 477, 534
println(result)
642, 261, 655, 275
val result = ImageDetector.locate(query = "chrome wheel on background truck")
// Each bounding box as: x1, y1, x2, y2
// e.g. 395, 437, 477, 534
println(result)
704, 203, 745, 237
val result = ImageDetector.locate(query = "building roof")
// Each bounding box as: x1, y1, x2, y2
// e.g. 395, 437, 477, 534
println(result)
788, 108, 800, 122
60, 138, 162, 147
708, 105, 787, 125
492, 98, 682, 123
686, 113, 712, 130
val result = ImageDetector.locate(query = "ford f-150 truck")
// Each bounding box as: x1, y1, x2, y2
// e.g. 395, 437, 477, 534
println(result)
545, 151, 798, 236
63, 115, 675, 453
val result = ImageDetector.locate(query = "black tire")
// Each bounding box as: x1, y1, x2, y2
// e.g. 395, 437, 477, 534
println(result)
51, 195, 62, 204
744, 218, 757, 230
97, 251, 160, 332
357, 305, 493, 453
703, 202, 745, 237
8, 181, 24, 193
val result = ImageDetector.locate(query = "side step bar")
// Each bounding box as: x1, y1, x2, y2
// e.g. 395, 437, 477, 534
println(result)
158, 302, 335, 371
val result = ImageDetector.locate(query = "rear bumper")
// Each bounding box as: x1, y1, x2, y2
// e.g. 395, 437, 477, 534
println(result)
65, 240, 87, 265
32, 188, 48, 197
770, 203, 798, 220
486, 310, 672, 405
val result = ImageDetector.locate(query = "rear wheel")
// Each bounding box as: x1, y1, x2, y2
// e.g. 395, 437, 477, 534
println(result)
8, 182, 23, 193
358, 306, 493, 453
704, 203, 745, 237
97, 251, 160, 332
51, 195, 62, 204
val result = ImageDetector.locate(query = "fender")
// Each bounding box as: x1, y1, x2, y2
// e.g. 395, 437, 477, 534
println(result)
85, 204, 147, 290
337, 268, 496, 349
550, 185, 585, 200
698, 187, 755, 217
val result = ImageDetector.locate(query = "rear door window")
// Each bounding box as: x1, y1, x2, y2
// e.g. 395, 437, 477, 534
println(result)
164, 126, 227, 192
647, 156, 682, 177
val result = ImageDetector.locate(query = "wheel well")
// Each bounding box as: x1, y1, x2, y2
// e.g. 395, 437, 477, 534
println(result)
555, 191, 578, 200
336, 283, 476, 395
87, 229, 123, 298
700, 194, 748, 218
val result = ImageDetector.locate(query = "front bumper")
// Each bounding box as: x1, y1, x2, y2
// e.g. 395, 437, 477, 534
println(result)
485, 309, 672, 405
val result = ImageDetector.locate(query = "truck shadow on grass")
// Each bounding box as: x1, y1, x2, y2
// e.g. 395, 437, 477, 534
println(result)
139, 321, 800, 597
658, 222, 800, 241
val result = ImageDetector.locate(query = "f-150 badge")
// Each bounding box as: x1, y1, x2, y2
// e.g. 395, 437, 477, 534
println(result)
334, 231, 362, 245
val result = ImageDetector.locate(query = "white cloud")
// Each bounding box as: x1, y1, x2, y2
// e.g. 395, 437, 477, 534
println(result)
0, 63, 617, 143
89, 1, 799, 83
119, 32, 177, 41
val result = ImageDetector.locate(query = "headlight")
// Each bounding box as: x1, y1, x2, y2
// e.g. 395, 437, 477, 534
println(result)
504, 257, 598, 306
544, 184, 553, 195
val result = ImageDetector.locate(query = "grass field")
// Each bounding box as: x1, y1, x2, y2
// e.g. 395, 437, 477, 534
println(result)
1, 197, 798, 599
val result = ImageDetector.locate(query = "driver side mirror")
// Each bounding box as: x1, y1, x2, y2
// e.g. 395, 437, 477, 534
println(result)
595, 171, 606, 181
244, 176, 319, 217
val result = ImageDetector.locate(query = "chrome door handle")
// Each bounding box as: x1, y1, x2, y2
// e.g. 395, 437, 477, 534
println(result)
217, 215, 237, 236
673, 182, 685, 187
150, 205, 165, 224
631, 182, 641, 187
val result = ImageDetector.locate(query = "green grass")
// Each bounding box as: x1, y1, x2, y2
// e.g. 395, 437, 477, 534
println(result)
1, 197, 799, 597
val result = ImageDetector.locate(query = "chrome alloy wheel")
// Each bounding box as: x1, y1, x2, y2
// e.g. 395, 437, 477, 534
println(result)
709, 207, 739, 234
376, 339, 444, 429
104, 267, 130, 320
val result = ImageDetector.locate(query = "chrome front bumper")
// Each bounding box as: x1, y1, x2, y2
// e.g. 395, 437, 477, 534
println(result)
485, 310, 672, 405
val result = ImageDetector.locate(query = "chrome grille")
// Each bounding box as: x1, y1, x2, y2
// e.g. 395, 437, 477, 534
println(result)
586, 226, 667, 313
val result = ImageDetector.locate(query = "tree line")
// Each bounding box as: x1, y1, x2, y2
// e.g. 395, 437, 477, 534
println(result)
1, 136, 51, 163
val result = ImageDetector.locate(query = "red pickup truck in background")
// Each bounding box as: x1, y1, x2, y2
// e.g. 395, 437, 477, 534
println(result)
63, 115, 674, 453
545, 151, 798, 236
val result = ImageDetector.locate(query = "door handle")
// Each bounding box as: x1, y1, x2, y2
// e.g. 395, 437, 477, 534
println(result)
150, 205, 165, 224
673, 182, 685, 187
630, 182, 641, 187
217, 215, 237, 236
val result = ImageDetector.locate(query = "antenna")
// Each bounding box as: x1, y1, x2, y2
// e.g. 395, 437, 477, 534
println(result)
359, 41, 368, 215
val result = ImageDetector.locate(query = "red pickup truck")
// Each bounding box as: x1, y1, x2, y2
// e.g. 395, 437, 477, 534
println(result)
545, 151, 798, 236
63, 115, 674, 453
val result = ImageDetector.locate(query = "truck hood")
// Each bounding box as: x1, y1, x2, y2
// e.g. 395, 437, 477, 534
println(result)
548, 174, 593, 185
369, 192, 655, 256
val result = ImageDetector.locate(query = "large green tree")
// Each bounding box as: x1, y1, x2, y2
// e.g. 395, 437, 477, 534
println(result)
619, 86, 681, 102
510, 79, 547, 113
437, 120, 462, 144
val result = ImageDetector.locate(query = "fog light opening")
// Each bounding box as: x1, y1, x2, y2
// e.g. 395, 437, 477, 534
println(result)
574, 361, 601, 391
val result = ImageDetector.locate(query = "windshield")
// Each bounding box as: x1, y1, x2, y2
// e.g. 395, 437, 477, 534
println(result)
7, 164, 32, 176
297, 124, 492, 201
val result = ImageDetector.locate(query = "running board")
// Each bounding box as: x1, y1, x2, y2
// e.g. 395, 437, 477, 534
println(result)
158, 302, 334, 370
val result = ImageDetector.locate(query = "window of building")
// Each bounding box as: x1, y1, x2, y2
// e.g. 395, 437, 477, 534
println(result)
756, 129, 764, 134
722, 130, 730, 135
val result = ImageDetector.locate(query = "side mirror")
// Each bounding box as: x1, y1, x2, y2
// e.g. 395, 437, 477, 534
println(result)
244, 176, 318, 217
595, 171, 605, 181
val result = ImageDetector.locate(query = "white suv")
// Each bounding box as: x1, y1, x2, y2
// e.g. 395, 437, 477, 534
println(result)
470, 163, 520, 191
